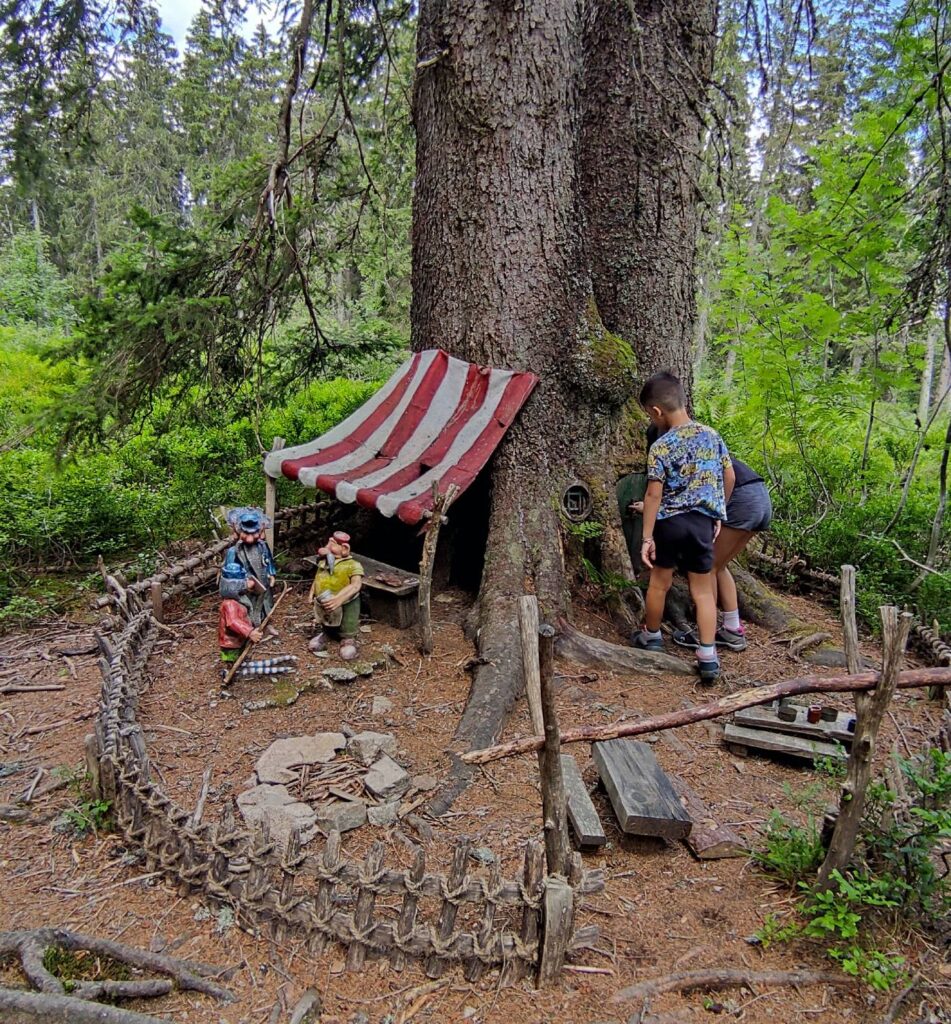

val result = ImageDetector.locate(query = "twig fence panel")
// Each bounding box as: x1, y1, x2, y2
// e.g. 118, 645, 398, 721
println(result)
89, 503, 604, 983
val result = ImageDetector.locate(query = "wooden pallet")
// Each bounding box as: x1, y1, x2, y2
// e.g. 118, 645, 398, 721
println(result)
733, 704, 854, 745
723, 722, 848, 763
592, 739, 692, 840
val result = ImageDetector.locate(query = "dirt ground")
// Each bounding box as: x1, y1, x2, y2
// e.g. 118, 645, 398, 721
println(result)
1, 581, 949, 1024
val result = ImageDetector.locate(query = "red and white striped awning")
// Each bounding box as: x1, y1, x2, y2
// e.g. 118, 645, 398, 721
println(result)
264, 348, 539, 525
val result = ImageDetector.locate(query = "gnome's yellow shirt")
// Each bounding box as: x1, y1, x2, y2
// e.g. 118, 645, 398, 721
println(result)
313, 556, 364, 595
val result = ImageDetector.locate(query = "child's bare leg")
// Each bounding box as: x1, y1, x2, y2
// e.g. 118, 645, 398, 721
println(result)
713, 526, 753, 611
688, 571, 717, 647
645, 567, 674, 631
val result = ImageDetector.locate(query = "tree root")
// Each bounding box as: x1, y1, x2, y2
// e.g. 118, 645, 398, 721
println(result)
0, 988, 168, 1023
556, 621, 695, 676
0, 928, 233, 1018
613, 967, 852, 1007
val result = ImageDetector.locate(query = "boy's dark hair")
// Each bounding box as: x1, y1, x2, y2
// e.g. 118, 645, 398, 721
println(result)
639, 371, 686, 412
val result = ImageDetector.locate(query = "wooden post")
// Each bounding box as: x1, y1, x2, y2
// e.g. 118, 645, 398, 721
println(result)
537, 623, 569, 877
264, 436, 285, 552
537, 875, 574, 986
817, 606, 912, 890
518, 596, 545, 736
149, 581, 164, 624
417, 482, 459, 655
840, 565, 862, 676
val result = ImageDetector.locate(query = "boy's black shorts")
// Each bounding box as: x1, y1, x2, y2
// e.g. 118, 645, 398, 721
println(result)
653, 511, 716, 574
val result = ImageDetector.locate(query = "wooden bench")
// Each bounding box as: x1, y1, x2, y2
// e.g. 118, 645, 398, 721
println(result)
305, 553, 419, 630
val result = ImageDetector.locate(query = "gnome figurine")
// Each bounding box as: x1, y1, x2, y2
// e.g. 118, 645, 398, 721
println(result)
308, 531, 364, 661
220, 507, 277, 631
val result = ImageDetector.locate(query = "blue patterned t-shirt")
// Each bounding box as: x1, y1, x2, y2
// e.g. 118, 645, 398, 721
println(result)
647, 422, 731, 520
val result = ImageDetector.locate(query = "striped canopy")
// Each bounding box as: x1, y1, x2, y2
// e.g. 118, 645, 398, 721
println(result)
264, 349, 539, 525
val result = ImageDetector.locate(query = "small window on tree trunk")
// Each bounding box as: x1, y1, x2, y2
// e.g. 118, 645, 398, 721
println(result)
562, 482, 592, 522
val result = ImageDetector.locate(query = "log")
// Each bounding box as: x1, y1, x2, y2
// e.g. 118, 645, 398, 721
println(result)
518, 596, 545, 736
817, 607, 912, 889
555, 621, 695, 677
459, 666, 951, 764
668, 775, 748, 860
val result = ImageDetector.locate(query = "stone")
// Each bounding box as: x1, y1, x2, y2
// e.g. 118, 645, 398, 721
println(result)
323, 667, 357, 684
314, 799, 367, 833
462, 1008, 478, 1020
255, 733, 346, 785
410, 774, 438, 792
470, 847, 496, 865
367, 800, 400, 826
348, 731, 398, 766
236, 784, 318, 847
371, 695, 393, 715
352, 661, 375, 677
363, 754, 411, 800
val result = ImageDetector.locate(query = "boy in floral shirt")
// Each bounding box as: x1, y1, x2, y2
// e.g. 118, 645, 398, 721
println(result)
632, 372, 735, 683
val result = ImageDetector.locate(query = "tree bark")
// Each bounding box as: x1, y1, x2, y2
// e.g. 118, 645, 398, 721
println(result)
412, 0, 717, 775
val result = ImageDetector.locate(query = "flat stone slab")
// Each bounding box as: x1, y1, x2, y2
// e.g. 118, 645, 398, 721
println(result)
315, 799, 367, 833
256, 732, 346, 784
363, 753, 410, 800
236, 784, 318, 846
371, 696, 393, 715
323, 667, 357, 684
348, 731, 397, 766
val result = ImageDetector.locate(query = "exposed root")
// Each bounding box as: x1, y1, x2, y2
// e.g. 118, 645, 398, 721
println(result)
613, 967, 852, 1006
556, 621, 695, 676
0, 928, 233, 1018
0, 988, 167, 1023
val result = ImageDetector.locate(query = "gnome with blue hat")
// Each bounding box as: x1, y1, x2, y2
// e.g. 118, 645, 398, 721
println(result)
217, 507, 277, 669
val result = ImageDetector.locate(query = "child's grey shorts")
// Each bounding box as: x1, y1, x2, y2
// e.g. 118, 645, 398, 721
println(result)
725, 481, 772, 532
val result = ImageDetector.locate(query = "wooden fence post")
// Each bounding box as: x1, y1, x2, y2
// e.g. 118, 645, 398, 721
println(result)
537, 623, 568, 877
149, 581, 164, 624
264, 436, 285, 553
538, 875, 574, 986
817, 605, 912, 890
517, 596, 545, 736
417, 483, 458, 655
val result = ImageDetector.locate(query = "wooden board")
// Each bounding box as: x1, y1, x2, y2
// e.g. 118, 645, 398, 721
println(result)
592, 739, 692, 840
668, 774, 748, 860
723, 722, 848, 763
733, 705, 854, 745
560, 754, 606, 849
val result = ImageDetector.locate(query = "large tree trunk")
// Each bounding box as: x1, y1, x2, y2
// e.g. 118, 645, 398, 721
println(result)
412, 0, 717, 788
580, 0, 717, 395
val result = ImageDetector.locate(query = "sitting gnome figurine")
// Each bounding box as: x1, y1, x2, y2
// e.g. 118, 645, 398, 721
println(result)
308, 531, 364, 661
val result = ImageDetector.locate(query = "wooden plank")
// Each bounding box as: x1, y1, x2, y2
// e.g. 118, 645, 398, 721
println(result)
592, 739, 692, 840
723, 722, 848, 763
733, 705, 854, 745
518, 596, 545, 736
668, 775, 748, 860
537, 876, 574, 987
560, 754, 606, 849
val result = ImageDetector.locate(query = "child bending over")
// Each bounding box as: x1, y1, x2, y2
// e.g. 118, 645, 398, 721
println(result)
632, 372, 735, 684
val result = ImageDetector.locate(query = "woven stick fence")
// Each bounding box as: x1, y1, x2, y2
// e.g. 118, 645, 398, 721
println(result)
88, 502, 604, 984
747, 541, 951, 671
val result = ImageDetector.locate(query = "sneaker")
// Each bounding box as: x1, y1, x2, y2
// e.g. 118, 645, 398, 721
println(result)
631, 630, 665, 652
715, 626, 747, 651
673, 628, 700, 649
696, 656, 720, 685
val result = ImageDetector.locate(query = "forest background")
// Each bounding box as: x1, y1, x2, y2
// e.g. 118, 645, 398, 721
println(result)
0, 0, 949, 634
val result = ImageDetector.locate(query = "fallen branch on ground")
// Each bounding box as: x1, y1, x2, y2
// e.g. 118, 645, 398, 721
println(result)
0, 928, 233, 1015
460, 667, 951, 764
613, 967, 852, 1004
